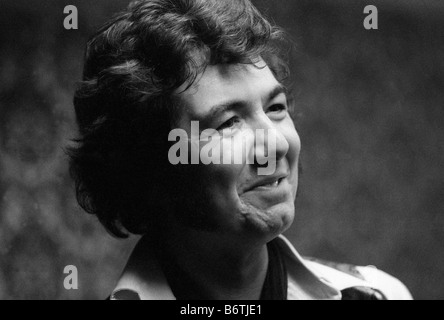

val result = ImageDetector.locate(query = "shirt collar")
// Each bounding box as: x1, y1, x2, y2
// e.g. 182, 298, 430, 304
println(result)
111, 235, 370, 300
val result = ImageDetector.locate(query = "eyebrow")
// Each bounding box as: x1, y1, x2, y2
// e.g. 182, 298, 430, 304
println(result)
203, 84, 287, 122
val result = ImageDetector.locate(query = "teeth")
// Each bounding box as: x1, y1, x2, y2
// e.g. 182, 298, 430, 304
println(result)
265, 180, 279, 187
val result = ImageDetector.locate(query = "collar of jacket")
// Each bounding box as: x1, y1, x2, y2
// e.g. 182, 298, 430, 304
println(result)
110, 235, 377, 300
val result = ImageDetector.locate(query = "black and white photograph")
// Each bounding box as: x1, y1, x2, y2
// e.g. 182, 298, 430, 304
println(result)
0, 0, 443, 302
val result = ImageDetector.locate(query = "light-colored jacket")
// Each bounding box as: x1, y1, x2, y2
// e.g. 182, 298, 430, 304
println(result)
111, 235, 413, 300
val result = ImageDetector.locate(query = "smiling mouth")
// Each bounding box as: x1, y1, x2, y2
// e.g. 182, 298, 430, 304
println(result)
257, 177, 285, 188
245, 177, 287, 193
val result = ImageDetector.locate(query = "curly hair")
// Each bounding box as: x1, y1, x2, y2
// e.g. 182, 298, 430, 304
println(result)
68, 0, 291, 238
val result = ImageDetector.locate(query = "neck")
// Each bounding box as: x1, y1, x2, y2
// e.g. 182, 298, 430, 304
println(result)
158, 226, 269, 300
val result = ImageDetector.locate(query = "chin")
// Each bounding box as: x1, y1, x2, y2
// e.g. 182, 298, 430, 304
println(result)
241, 200, 295, 241
270, 202, 295, 234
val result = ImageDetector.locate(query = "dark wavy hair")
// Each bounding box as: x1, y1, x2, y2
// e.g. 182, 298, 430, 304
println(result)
68, 0, 291, 238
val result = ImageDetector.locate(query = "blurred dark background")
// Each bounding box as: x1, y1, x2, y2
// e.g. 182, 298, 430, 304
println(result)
0, 0, 443, 299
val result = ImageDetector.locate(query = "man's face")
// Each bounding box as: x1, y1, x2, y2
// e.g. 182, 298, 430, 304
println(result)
173, 61, 301, 242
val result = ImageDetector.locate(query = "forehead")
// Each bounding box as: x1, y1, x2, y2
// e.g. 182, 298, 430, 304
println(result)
176, 62, 281, 118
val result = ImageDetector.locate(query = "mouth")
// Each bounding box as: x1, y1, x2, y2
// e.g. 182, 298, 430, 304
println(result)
243, 174, 289, 193
255, 177, 285, 189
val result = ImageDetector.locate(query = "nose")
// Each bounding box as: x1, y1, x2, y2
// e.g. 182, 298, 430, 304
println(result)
251, 113, 289, 169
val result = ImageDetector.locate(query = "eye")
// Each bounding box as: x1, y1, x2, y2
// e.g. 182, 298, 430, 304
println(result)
217, 117, 241, 131
266, 104, 288, 114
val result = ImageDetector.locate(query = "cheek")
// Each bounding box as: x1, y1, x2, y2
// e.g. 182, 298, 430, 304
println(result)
176, 161, 242, 221
196, 156, 244, 199
206, 164, 244, 192
198, 133, 253, 191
